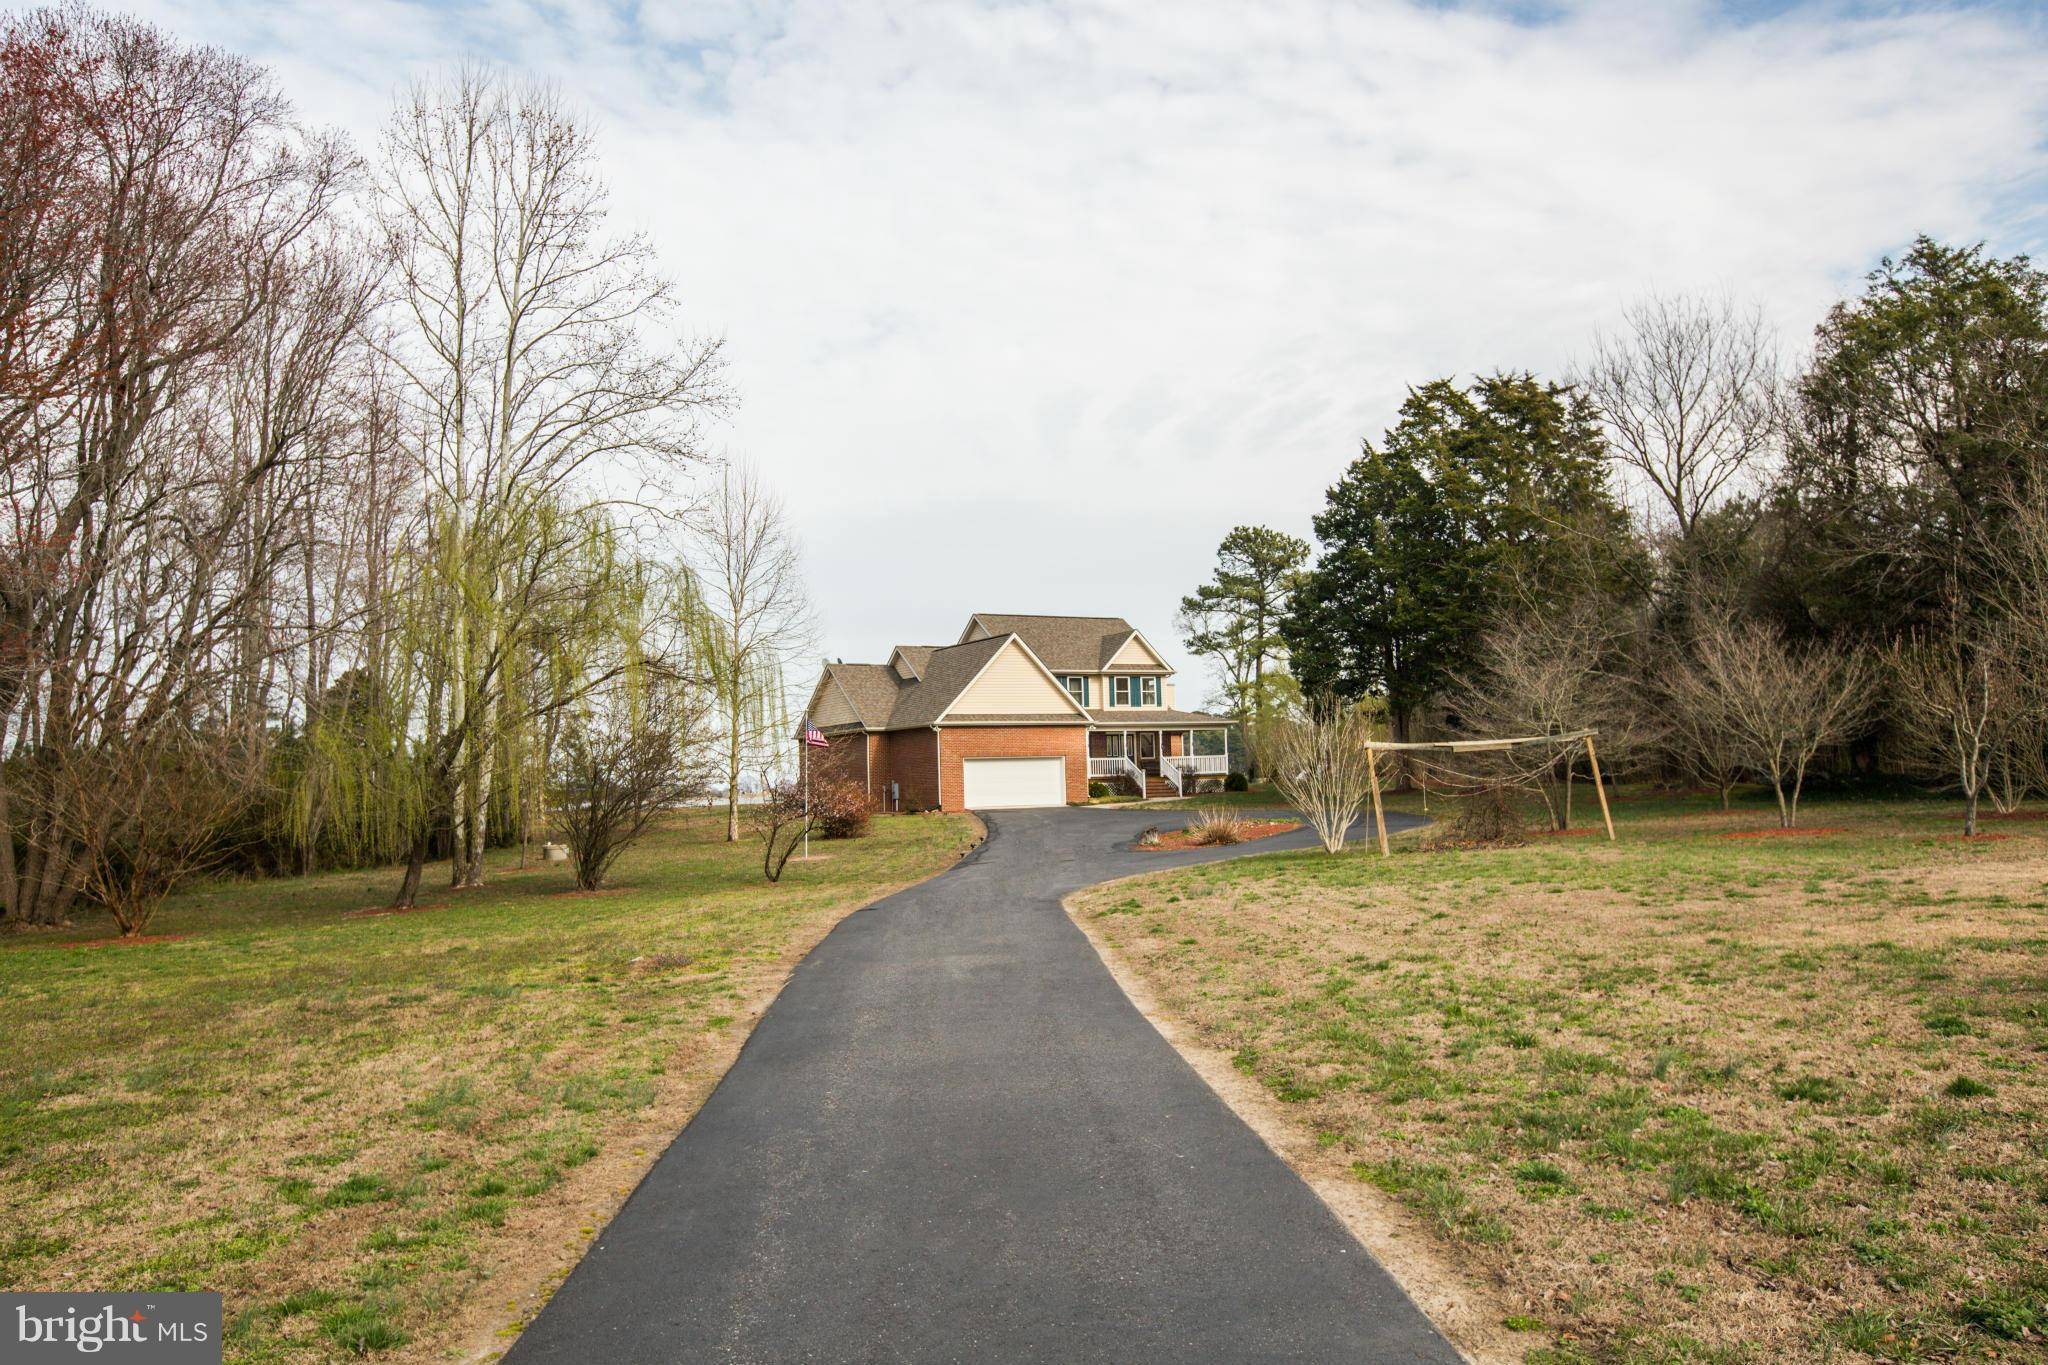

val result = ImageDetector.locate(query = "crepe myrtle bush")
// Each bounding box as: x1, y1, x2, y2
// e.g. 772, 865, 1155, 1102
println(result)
811, 775, 872, 839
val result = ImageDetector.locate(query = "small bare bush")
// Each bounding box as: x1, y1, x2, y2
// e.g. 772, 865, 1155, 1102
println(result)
1428, 789, 1528, 849
1267, 696, 1378, 854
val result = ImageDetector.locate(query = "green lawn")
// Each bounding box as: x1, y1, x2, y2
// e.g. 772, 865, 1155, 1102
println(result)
0, 809, 979, 1363
1072, 790, 2048, 1364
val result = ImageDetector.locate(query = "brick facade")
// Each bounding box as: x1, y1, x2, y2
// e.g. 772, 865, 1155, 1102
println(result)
811, 724, 1088, 812
874, 728, 940, 812
936, 725, 1089, 811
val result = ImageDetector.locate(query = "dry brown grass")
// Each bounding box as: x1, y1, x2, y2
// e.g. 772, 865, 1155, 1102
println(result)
0, 809, 981, 1363
1071, 793, 2048, 1364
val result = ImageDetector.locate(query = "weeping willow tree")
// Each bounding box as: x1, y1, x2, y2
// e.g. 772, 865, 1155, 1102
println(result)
271, 668, 431, 872
350, 497, 662, 907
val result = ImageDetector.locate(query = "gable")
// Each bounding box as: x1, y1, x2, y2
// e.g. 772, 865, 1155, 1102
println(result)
808, 673, 863, 728
1107, 633, 1167, 671
946, 638, 1083, 718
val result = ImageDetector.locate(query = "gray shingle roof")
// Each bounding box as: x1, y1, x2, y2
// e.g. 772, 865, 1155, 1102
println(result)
812, 619, 1200, 734
819, 663, 907, 729
888, 645, 938, 678
815, 635, 1089, 732
963, 614, 1168, 672
882, 635, 1010, 729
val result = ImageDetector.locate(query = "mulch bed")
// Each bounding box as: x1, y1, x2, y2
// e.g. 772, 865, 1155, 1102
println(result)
1716, 827, 1846, 839
1530, 826, 1605, 838
1140, 819, 1300, 852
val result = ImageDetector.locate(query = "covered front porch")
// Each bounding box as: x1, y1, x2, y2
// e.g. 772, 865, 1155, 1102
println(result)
1087, 726, 1232, 797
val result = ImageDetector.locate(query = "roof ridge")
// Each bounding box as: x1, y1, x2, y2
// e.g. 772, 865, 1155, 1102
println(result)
976, 612, 1130, 621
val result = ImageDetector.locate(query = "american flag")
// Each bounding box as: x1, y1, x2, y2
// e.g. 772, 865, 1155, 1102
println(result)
801, 721, 829, 748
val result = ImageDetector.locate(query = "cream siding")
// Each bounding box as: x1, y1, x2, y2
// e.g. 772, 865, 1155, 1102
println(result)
1107, 635, 1167, 671
951, 639, 1078, 715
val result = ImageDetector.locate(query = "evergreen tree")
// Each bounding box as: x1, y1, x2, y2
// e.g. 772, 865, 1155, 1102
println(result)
1284, 375, 1630, 737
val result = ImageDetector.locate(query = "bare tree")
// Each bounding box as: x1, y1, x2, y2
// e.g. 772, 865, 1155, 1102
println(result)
553, 677, 704, 891
1978, 477, 2048, 809
752, 777, 816, 882
1266, 696, 1378, 853
49, 725, 257, 937
1576, 293, 1777, 541
1887, 623, 2017, 837
0, 9, 352, 929
376, 66, 725, 895
693, 462, 815, 842
1451, 594, 1642, 829
1678, 619, 1872, 828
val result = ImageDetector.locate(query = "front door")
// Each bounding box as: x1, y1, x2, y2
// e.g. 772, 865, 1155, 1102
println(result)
1133, 731, 1158, 773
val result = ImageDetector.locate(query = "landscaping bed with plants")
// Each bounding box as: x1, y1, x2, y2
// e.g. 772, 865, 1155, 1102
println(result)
1071, 792, 2048, 1364
1137, 815, 1300, 851
0, 808, 978, 1363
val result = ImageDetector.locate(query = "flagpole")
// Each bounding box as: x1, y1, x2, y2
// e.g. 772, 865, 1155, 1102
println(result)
802, 734, 811, 861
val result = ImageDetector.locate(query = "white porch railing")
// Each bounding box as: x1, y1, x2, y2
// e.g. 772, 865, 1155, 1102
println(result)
1161, 753, 1226, 797
1089, 755, 1146, 794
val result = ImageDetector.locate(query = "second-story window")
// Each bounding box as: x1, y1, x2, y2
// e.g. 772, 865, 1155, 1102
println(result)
1140, 677, 1160, 706
1063, 675, 1087, 706
1112, 676, 1132, 706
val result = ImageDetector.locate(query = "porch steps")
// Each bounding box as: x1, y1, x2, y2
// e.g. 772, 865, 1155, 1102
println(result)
1143, 777, 1177, 798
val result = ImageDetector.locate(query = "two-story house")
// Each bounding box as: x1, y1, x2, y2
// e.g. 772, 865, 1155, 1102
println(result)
801, 612, 1236, 810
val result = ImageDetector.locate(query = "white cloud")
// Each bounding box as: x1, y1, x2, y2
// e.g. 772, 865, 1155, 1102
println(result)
130, 0, 2048, 693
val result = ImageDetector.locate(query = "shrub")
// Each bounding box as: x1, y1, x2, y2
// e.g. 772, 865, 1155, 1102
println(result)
1183, 808, 1251, 845
1088, 781, 1111, 798
1224, 771, 1249, 793
812, 775, 872, 839
552, 681, 700, 890
1428, 788, 1527, 849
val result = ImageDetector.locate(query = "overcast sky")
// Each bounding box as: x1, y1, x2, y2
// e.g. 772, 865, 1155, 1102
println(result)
130, 0, 2048, 700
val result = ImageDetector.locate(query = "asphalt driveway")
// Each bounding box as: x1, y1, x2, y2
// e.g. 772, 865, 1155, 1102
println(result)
504, 804, 1455, 1364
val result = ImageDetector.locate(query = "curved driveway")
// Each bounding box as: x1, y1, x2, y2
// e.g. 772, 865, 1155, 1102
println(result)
505, 805, 1455, 1364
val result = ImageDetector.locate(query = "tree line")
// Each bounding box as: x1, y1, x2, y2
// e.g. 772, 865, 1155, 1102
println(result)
1181, 239, 2048, 833
0, 7, 812, 933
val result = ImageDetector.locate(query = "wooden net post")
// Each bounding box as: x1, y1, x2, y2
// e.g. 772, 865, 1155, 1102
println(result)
1583, 734, 1615, 842
1366, 746, 1390, 857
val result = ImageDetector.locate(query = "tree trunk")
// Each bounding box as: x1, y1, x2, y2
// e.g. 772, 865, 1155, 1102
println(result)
1964, 788, 1980, 838
0, 772, 18, 927
392, 828, 431, 909
725, 706, 742, 842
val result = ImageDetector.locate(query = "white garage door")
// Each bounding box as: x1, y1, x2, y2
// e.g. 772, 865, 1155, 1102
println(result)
961, 757, 1066, 810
